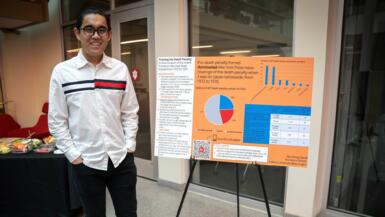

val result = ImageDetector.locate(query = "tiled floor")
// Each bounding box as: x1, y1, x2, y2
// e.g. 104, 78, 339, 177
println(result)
105, 177, 275, 217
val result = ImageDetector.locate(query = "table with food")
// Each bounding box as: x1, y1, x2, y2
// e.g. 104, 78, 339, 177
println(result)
0, 135, 56, 155
0, 135, 81, 217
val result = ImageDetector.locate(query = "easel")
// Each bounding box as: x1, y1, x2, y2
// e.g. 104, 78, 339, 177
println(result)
176, 159, 272, 217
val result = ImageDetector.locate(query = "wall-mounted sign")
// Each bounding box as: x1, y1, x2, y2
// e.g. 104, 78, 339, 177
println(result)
131, 67, 140, 81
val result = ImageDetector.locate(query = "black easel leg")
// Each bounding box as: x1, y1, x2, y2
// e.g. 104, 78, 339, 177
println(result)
236, 164, 240, 217
257, 165, 271, 217
176, 159, 198, 217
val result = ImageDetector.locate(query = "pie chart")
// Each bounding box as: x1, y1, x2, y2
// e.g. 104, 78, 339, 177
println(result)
204, 95, 234, 125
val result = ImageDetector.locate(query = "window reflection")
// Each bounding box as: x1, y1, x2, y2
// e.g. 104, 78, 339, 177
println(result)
328, 0, 385, 216
115, 0, 142, 7
190, 0, 293, 205
190, 0, 293, 58
61, 0, 110, 24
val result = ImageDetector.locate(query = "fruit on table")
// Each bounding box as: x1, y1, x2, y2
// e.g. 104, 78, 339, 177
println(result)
12, 142, 28, 152
0, 143, 10, 154
31, 139, 42, 149
43, 136, 55, 144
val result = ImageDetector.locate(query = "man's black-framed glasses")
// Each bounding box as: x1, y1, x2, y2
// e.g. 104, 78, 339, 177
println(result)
80, 25, 110, 37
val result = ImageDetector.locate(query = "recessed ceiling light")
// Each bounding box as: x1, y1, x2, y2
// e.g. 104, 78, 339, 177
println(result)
220, 50, 251, 55
192, 45, 213, 49
252, 54, 280, 57
121, 39, 148, 45
66, 48, 81, 53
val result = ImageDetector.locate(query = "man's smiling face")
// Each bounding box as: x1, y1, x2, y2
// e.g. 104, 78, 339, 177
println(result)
74, 13, 111, 63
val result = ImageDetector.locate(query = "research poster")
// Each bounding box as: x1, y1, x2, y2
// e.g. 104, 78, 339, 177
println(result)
155, 56, 314, 167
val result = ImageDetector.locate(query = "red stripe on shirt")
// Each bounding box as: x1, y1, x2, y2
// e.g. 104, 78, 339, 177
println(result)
94, 81, 126, 89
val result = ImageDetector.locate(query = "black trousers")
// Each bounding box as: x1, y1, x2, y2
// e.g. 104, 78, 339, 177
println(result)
71, 153, 137, 217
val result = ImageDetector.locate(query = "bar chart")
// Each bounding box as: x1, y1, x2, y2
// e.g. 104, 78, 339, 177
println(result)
264, 65, 310, 88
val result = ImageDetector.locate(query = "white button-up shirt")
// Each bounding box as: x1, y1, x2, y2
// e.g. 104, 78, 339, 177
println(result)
48, 51, 139, 170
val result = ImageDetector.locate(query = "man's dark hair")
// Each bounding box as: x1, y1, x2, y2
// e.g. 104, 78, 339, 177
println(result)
75, 7, 111, 30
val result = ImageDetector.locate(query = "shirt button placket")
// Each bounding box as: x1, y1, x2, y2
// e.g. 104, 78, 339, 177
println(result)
95, 66, 109, 169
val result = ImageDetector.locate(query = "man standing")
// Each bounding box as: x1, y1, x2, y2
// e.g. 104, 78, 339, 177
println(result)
48, 8, 139, 217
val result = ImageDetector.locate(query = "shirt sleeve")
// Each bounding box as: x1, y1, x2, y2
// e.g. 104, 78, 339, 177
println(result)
48, 67, 81, 162
121, 67, 139, 152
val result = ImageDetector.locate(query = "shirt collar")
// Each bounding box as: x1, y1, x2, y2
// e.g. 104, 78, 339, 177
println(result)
74, 49, 113, 69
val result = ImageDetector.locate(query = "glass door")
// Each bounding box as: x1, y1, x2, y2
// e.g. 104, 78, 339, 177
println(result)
111, 6, 156, 179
